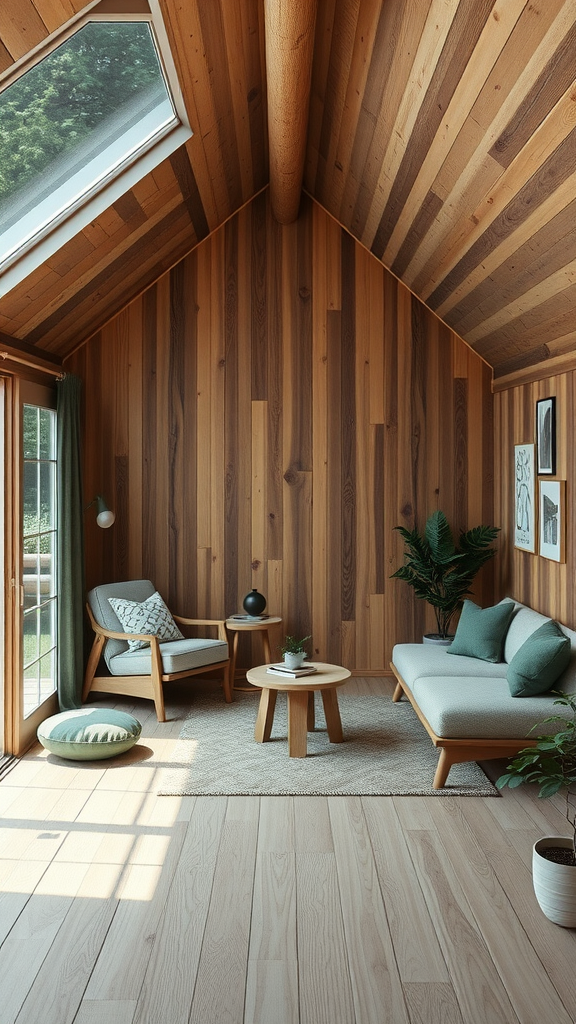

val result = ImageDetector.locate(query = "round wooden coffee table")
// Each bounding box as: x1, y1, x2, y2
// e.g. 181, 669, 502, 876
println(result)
247, 662, 351, 758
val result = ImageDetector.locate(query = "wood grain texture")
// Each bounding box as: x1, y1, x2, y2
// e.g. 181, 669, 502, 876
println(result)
66, 193, 493, 673
3, 2, 576, 382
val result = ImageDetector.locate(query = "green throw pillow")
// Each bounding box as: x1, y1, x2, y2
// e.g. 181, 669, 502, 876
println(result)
447, 600, 515, 663
507, 619, 571, 697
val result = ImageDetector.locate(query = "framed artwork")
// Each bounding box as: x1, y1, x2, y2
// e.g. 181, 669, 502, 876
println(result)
539, 479, 565, 562
536, 397, 556, 474
514, 443, 536, 552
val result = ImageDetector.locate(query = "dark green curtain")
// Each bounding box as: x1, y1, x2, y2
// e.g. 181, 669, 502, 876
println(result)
56, 374, 85, 709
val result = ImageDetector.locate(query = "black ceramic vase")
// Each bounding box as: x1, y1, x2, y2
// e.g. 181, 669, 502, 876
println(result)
243, 589, 266, 616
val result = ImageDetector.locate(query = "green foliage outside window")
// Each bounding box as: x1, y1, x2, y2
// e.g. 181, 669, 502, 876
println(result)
0, 21, 162, 206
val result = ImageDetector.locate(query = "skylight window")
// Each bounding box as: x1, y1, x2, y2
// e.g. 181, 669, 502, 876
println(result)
0, 15, 188, 284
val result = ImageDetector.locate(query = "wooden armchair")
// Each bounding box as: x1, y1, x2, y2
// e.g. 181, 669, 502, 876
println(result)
83, 580, 232, 722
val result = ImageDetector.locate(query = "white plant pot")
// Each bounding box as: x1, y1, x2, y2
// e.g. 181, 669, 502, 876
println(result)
423, 634, 454, 646
284, 652, 305, 670
533, 837, 576, 927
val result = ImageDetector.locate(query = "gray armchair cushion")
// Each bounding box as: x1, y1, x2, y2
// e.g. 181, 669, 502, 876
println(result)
88, 580, 160, 667
109, 637, 228, 676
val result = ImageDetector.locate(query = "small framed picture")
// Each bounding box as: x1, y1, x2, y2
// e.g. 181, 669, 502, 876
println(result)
536, 397, 556, 475
539, 479, 565, 562
514, 443, 536, 552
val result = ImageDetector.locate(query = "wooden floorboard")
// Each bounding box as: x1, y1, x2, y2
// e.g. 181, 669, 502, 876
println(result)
1, 678, 576, 1024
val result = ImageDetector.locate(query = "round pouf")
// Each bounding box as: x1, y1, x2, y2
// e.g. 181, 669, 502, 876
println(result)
37, 708, 142, 761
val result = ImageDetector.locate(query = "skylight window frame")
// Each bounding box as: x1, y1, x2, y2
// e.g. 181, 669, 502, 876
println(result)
0, 2, 192, 298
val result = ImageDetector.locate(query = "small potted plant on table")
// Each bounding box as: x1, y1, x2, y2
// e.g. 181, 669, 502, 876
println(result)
279, 634, 311, 671
497, 692, 576, 927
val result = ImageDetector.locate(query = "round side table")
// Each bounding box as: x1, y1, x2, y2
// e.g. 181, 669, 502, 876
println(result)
248, 662, 351, 757
225, 616, 283, 691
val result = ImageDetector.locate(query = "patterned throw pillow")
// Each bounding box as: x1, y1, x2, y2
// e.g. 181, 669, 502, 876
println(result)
108, 591, 184, 651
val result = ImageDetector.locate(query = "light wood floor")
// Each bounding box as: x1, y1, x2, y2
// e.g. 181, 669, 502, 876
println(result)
1, 677, 576, 1024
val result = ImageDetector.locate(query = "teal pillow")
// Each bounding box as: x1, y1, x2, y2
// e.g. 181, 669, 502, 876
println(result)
447, 600, 515, 663
507, 620, 571, 697
37, 708, 141, 761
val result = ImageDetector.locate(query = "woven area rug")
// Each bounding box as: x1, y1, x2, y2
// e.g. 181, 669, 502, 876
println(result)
158, 684, 498, 796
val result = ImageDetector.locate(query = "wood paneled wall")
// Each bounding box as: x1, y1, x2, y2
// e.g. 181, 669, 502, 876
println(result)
66, 192, 494, 671
495, 372, 576, 628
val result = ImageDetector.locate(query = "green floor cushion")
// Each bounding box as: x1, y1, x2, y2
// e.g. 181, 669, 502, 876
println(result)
37, 708, 141, 761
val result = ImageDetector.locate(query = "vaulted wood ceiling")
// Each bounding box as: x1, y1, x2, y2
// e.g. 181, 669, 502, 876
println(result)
1, 0, 576, 383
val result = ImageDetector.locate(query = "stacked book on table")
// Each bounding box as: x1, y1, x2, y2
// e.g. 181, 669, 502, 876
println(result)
267, 662, 317, 678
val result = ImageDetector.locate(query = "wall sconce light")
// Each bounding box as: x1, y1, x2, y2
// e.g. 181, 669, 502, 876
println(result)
87, 495, 116, 529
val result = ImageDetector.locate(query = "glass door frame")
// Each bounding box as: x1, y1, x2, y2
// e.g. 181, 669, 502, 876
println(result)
9, 378, 58, 756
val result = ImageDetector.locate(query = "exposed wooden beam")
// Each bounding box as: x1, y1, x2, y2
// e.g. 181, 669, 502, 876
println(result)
264, 0, 317, 224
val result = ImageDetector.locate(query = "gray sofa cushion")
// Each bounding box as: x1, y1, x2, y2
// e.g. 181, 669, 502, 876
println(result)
392, 643, 508, 688
411, 676, 574, 739
108, 637, 228, 676
503, 603, 552, 663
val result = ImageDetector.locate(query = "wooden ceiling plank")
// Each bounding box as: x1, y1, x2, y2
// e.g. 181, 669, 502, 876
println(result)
0, 263, 60, 323
0, 38, 13, 72
344, 0, 430, 242
476, 280, 576, 362
325, 0, 383, 218
312, 0, 360, 202
490, 19, 576, 170
0, 0, 49, 61
46, 230, 96, 276
405, 0, 576, 294
426, 158, 576, 334
169, 146, 209, 241
30, 0, 76, 34
220, 0, 254, 200
42, 211, 196, 353
197, 0, 243, 214
428, 100, 576, 315
382, 0, 526, 268
361, 0, 460, 251
159, 0, 223, 230
10, 191, 187, 339
492, 347, 576, 389
23, 198, 190, 338
449, 189, 576, 336
371, 0, 496, 260
305, 0, 337, 188
466, 254, 576, 347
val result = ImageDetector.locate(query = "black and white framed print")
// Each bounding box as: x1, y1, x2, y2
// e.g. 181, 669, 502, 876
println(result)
536, 397, 556, 475
514, 443, 536, 552
539, 479, 565, 562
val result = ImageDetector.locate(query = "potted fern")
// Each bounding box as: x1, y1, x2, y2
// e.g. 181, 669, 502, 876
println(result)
390, 509, 499, 643
497, 693, 576, 927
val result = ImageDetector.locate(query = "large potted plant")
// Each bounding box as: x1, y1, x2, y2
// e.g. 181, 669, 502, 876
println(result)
390, 509, 499, 642
497, 693, 576, 927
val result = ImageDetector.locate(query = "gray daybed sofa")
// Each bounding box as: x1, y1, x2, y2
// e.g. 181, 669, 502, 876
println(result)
390, 599, 576, 788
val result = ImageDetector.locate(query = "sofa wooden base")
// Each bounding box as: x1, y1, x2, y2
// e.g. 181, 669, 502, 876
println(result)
390, 664, 536, 789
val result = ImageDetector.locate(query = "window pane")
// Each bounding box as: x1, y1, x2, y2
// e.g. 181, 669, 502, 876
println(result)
0, 21, 178, 269
39, 649, 56, 705
39, 462, 55, 531
23, 608, 40, 668
38, 408, 54, 460
23, 406, 38, 459
21, 402, 57, 717
23, 460, 39, 535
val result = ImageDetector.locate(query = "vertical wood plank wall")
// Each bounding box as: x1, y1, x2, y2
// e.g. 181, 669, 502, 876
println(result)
494, 374, 576, 628
67, 192, 494, 672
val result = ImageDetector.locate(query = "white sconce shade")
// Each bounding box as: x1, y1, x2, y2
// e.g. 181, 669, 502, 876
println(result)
89, 494, 116, 529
